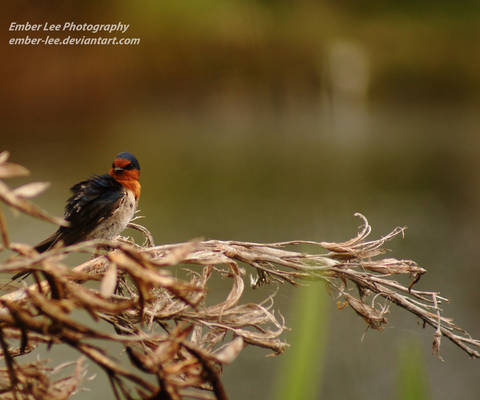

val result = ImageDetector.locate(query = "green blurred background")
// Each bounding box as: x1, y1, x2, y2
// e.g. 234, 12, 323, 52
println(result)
2, 1, 480, 399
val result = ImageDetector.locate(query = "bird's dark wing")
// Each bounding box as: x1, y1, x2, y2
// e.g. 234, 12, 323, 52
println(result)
35, 174, 124, 252
11, 176, 124, 281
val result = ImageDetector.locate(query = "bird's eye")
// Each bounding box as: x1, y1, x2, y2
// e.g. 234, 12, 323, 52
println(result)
124, 163, 134, 170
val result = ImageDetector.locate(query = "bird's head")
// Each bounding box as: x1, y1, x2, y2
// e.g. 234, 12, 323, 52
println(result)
109, 152, 141, 198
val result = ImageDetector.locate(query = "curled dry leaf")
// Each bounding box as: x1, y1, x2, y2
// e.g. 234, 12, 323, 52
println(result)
343, 293, 388, 331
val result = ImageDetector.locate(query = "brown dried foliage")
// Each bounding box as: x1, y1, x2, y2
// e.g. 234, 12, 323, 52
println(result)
0, 151, 478, 399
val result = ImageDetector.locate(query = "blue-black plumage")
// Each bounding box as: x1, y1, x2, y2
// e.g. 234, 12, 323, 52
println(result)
12, 153, 141, 281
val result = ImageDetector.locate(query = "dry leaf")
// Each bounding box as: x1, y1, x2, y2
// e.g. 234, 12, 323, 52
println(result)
213, 337, 244, 364
13, 182, 50, 198
0, 181, 66, 226
344, 293, 388, 331
100, 263, 118, 298
0, 162, 29, 178
0, 151, 10, 164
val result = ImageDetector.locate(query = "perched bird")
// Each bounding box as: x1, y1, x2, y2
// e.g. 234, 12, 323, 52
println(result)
12, 152, 141, 281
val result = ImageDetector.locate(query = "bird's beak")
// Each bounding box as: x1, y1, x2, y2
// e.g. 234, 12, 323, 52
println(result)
114, 167, 124, 173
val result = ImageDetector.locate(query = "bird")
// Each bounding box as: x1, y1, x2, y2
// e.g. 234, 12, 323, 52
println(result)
11, 152, 141, 282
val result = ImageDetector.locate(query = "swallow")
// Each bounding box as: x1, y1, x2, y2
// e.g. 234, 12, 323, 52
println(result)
12, 152, 141, 281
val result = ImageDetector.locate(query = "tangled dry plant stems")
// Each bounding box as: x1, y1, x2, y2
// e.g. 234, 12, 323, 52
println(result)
0, 150, 478, 399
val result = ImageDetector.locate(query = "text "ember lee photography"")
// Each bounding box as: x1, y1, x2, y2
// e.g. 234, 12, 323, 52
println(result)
9, 21, 130, 34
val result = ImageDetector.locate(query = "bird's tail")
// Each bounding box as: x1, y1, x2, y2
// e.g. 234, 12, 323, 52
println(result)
10, 234, 61, 281
10, 270, 31, 281
33, 234, 60, 253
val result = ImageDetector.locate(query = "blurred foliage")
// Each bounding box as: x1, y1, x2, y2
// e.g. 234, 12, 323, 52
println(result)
275, 283, 329, 400
3, 0, 480, 127
397, 341, 430, 400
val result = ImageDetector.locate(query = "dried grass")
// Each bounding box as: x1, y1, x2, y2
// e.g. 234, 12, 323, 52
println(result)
0, 150, 478, 399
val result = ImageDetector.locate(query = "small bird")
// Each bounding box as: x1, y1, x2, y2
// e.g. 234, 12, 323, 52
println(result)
12, 152, 141, 281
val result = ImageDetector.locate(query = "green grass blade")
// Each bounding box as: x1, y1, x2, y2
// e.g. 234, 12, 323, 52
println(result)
397, 340, 430, 400
274, 282, 329, 400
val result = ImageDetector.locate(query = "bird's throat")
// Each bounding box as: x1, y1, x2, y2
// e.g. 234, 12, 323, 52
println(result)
116, 179, 141, 200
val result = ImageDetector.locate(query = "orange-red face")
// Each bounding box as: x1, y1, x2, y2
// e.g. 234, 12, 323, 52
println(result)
109, 157, 140, 182
109, 155, 141, 199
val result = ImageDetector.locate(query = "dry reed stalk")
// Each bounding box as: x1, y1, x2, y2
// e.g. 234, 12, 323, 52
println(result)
0, 151, 478, 399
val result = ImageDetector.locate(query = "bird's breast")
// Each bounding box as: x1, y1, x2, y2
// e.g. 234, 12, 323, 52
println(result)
86, 190, 137, 240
